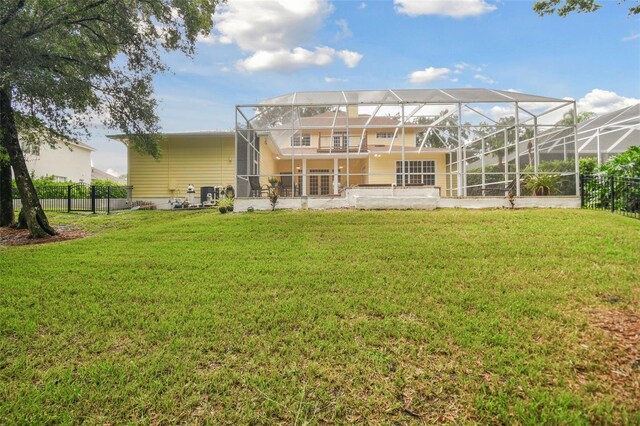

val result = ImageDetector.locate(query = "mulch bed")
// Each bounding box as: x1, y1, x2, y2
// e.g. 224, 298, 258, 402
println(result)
575, 307, 640, 404
0, 226, 89, 246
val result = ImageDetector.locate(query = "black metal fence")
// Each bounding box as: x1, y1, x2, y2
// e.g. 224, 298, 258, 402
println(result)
12, 184, 132, 214
580, 175, 640, 219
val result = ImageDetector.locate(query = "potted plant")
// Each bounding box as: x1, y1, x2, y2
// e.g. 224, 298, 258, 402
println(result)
268, 177, 279, 188
218, 197, 229, 213
524, 173, 562, 196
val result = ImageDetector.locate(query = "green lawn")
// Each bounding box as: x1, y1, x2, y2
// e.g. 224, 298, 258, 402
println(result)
1, 209, 638, 424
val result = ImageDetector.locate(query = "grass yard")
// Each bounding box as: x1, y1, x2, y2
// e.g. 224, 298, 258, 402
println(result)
0, 209, 639, 424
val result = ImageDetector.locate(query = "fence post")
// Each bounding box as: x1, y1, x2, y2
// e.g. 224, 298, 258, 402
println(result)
91, 185, 96, 214
609, 176, 615, 213
67, 185, 71, 213
579, 175, 584, 208
107, 186, 111, 215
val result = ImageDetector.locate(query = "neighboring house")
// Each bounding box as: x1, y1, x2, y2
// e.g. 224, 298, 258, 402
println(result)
91, 167, 127, 185
109, 131, 235, 205
22, 138, 94, 183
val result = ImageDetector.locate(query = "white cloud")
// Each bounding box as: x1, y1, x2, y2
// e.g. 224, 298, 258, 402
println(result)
474, 73, 496, 84
197, 33, 216, 44
211, 0, 362, 73
334, 19, 352, 40
455, 62, 484, 72
337, 50, 363, 68
359, 2, 367, 9
237, 47, 361, 73
622, 32, 640, 42
213, 0, 333, 51
394, 0, 496, 18
577, 89, 640, 115
409, 67, 451, 84
324, 77, 347, 83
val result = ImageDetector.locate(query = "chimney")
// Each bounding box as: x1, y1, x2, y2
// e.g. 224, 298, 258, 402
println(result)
347, 105, 359, 118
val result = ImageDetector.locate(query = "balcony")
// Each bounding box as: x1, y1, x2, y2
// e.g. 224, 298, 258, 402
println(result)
317, 134, 367, 153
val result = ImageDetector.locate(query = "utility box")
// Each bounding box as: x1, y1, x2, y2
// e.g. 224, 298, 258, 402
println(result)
200, 186, 219, 203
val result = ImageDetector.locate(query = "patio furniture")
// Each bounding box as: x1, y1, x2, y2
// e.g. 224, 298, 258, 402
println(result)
279, 174, 298, 197
249, 176, 269, 197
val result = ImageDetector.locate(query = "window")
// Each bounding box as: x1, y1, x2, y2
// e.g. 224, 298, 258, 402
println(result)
292, 133, 311, 146
333, 132, 347, 149
396, 160, 436, 186
376, 132, 394, 139
22, 143, 40, 156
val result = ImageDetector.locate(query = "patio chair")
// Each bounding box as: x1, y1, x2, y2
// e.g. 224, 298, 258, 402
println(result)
249, 176, 268, 197
279, 174, 298, 197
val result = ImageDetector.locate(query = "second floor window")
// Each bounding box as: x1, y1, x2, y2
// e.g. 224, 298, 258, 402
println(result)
292, 133, 311, 147
333, 132, 347, 148
376, 132, 394, 139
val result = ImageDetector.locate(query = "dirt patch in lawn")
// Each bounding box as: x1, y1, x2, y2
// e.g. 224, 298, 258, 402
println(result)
574, 307, 640, 406
0, 226, 89, 246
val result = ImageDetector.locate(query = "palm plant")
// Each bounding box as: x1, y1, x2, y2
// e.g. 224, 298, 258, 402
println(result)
524, 174, 562, 196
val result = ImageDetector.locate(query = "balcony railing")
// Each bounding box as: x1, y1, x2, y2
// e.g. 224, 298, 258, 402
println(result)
317, 135, 367, 153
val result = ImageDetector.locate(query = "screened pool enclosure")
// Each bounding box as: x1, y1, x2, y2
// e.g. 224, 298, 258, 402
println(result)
235, 89, 583, 198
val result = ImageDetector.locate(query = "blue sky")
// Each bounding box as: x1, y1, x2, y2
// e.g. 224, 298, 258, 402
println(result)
92, 0, 640, 175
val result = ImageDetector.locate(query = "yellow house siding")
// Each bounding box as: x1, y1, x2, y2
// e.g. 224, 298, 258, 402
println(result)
259, 137, 278, 185
128, 136, 235, 198
368, 152, 447, 190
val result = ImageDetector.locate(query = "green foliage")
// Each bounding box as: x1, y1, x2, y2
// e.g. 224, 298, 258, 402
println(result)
534, 0, 639, 16
523, 159, 575, 173
268, 177, 280, 187
268, 186, 279, 211
0, 210, 639, 423
597, 146, 640, 178
11, 177, 127, 199
524, 173, 563, 195
582, 147, 640, 213
0, 0, 221, 157
413, 110, 469, 149
579, 157, 598, 175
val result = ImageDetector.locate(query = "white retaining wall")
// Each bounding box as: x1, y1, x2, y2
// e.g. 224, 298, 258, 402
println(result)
234, 195, 580, 212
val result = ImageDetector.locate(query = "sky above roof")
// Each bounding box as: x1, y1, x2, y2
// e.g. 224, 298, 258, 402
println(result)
91, 0, 640, 176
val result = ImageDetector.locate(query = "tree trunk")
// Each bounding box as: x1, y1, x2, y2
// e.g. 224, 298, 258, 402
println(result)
0, 88, 55, 238
0, 156, 13, 227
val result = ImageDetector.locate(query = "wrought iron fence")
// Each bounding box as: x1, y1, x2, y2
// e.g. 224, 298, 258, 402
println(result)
580, 175, 640, 219
12, 184, 132, 214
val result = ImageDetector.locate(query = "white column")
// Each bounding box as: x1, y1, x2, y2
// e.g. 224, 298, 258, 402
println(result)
333, 157, 339, 195
573, 101, 580, 195
457, 103, 463, 196
401, 104, 406, 187
533, 116, 538, 174
481, 136, 485, 194
302, 158, 307, 196
596, 128, 601, 166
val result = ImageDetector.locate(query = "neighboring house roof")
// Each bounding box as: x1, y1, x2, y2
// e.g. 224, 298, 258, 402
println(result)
258, 88, 569, 106
19, 136, 95, 152
535, 103, 640, 155
91, 167, 127, 184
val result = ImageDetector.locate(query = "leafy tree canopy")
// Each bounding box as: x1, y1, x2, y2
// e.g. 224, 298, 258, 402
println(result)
0, 0, 221, 157
534, 0, 640, 16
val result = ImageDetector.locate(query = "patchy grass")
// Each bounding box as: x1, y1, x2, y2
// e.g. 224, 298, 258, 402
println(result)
0, 209, 638, 424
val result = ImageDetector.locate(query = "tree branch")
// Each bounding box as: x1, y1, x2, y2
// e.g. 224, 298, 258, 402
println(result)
0, 0, 25, 26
